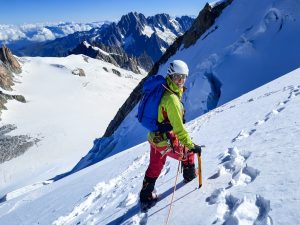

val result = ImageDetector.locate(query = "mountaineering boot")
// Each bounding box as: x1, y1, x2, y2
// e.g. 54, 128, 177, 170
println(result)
183, 163, 196, 183
139, 176, 158, 206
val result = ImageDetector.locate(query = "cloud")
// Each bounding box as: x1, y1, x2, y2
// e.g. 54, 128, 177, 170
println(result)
59, 22, 94, 35
29, 27, 56, 42
0, 21, 104, 43
0, 25, 26, 42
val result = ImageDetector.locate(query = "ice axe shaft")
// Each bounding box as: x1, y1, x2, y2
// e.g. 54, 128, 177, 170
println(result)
197, 145, 205, 188
197, 153, 202, 188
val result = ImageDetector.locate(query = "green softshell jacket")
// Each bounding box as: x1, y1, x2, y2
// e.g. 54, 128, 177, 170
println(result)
148, 76, 195, 150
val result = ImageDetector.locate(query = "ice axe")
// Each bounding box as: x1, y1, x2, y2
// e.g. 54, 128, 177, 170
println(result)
197, 145, 205, 188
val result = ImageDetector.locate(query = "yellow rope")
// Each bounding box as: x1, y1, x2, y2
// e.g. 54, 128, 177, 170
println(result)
165, 161, 181, 225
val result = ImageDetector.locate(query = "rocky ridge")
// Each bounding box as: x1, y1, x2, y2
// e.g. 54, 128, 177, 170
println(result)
70, 41, 153, 74
103, 1, 233, 137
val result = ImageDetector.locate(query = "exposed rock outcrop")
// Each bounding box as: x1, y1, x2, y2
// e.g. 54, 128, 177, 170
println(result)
0, 64, 14, 91
72, 68, 86, 77
103, 0, 233, 137
0, 45, 25, 116
96, 43, 144, 74
0, 91, 26, 109
70, 41, 147, 74
112, 68, 121, 77
183, 1, 233, 48
0, 45, 22, 91
0, 45, 22, 74
0, 124, 39, 164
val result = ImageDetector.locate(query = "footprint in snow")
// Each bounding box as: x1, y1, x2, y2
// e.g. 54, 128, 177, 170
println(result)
288, 92, 296, 99
224, 195, 272, 225
208, 166, 227, 180
277, 107, 285, 113
208, 147, 269, 224
294, 89, 300, 96
266, 109, 279, 117
220, 148, 257, 188
228, 165, 260, 188
210, 193, 272, 225
277, 101, 286, 107
205, 188, 226, 205
283, 99, 290, 104
210, 192, 240, 224
232, 129, 256, 142
209, 147, 252, 182
264, 108, 283, 122
130, 212, 148, 225
254, 120, 265, 126
118, 192, 138, 208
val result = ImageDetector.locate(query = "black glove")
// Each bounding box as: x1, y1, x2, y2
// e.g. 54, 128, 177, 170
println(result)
190, 144, 203, 155
157, 123, 173, 133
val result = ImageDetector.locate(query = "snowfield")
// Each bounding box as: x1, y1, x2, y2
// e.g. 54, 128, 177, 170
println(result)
0, 54, 143, 197
0, 68, 299, 225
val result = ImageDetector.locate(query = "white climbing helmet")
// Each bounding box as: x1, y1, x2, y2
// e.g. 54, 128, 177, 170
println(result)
167, 60, 189, 76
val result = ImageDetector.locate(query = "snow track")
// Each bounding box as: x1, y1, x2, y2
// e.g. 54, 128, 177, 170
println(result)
205, 82, 300, 225
53, 153, 148, 225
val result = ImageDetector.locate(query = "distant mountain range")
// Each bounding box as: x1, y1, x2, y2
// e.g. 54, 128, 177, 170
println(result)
6, 13, 194, 73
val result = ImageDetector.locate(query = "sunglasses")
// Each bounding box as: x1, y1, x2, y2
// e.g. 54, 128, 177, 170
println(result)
172, 73, 187, 80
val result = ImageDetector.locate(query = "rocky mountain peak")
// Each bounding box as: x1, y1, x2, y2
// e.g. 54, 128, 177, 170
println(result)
147, 13, 171, 28
118, 12, 147, 35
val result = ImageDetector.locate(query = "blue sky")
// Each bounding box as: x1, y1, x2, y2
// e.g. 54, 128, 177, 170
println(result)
0, 0, 209, 24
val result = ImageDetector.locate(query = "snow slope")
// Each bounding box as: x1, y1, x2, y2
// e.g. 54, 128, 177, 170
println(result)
0, 54, 143, 196
84, 0, 300, 166
155, 0, 300, 118
0, 67, 299, 225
